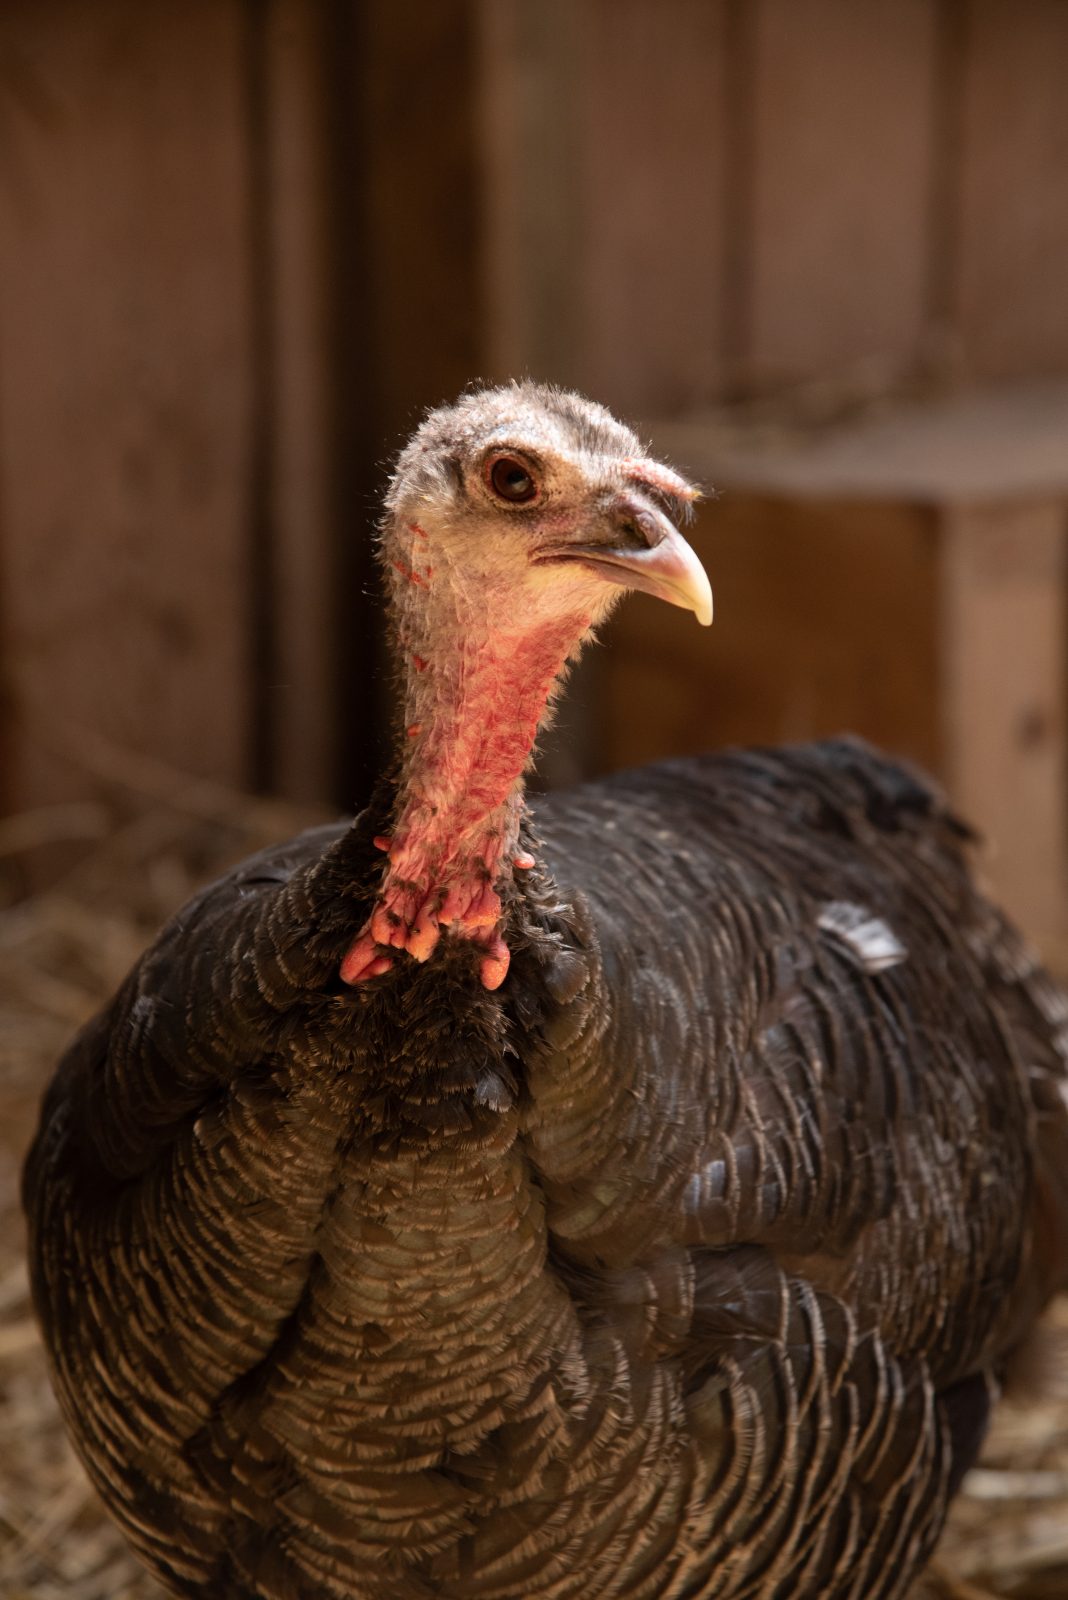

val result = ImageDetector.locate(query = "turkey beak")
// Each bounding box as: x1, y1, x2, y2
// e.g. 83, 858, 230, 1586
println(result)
536, 494, 713, 625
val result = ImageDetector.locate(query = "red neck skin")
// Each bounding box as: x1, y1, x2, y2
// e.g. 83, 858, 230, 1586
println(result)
341, 560, 592, 990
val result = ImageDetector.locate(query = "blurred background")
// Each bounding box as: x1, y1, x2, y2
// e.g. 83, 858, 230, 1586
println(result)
2, 0, 1067, 951
1, 3, 1068, 1597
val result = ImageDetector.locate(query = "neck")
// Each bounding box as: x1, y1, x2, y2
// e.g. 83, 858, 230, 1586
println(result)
341, 542, 591, 989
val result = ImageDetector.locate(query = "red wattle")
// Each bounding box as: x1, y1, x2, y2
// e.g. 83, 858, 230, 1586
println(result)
340, 610, 590, 991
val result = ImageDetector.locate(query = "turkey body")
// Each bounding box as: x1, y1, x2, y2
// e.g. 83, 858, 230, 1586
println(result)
24, 738, 1068, 1600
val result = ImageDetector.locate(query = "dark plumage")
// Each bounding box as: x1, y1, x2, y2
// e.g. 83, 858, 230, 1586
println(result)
24, 385, 1068, 1599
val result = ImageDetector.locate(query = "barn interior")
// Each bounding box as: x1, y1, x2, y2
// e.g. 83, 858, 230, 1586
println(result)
1, 4, 1067, 1596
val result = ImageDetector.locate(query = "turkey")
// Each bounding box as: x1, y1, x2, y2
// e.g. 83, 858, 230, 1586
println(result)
24, 382, 1068, 1600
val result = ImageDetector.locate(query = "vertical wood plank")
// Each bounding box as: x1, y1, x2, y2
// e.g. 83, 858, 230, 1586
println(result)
954, 1, 1068, 379
941, 501, 1067, 948
0, 0, 254, 810
480, 0, 728, 415
262, 0, 336, 801
744, 0, 937, 392
477, 0, 585, 389
576, 0, 728, 416
360, 0, 484, 444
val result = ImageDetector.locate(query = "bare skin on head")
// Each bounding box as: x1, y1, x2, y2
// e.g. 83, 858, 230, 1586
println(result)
340, 383, 712, 991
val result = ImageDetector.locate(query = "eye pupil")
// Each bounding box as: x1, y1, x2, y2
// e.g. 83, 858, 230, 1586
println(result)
489, 456, 537, 503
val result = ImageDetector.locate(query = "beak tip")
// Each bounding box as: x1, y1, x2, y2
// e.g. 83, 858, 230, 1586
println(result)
690, 575, 714, 628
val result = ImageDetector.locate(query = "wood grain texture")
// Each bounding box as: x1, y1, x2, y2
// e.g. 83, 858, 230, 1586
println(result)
359, 0, 483, 443
941, 500, 1068, 947
480, 0, 727, 413
0, 0, 254, 810
262, 0, 336, 801
954, 0, 1068, 379
477, 0, 585, 389
743, 0, 937, 392
575, 0, 728, 415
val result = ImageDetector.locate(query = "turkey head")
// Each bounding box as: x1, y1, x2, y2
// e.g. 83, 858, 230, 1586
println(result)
340, 383, 712, 991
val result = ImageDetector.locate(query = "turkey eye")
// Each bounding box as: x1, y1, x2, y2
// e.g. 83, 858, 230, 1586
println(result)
487, 455, 538, 504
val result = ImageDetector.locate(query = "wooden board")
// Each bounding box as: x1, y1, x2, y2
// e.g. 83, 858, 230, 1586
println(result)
0, 0, 255, 810
742, 0, 937, 392
941, 499, 1067, 946
359, 0, 483, 443
575, 0, 728, 416
261, 0, 336, 801
651, 380, 1068, 502
477, 0, 586, 388
954, 0, 1068, 379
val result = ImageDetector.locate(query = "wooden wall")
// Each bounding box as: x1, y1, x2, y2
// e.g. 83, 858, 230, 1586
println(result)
483, 0, 1068, 409
0, 2, 258, 808
0, 0, 483, 822
1, 0, 1066, 833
